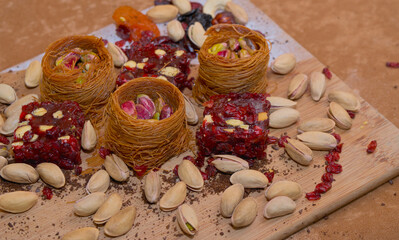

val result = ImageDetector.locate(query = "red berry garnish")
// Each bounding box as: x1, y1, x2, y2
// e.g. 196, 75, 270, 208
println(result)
305, 191, 321, 201
173, 165, 179, 176
205, 164, 217, 178
386, 62, 399, 68
321, 172, 334, 183
278, 135, 290, 148
334, 143, 343, 153
367, 140, 377, 153
347, 110, 356, 119
325, 162, 343, 174
200, 170, 209, 181
0, 135, 9, 145
42, 187, 53, 200
134, 165, 147, 177
266, 136, 278, 144
331, 133, 341, 144
315, 182, 332, 194
322, 67, 332, 79
99, 147, 112, 159
264, 170, 275, 183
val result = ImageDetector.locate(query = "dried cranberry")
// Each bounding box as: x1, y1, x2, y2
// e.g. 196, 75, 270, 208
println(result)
266, 136, 278, 144
205, 164, 217, 178
207, 157, 215, 164
178, 8, 212, 30
183, 156, 196, 164
315, 182, 332, 194
195, 154, 205, 167
134, 165, 147, 177
322, 67, 332, 79
42, 187, 53, 200
325, 162, 342, 174
101, 39, 108, 46
331, 133, 341, 144
0, 135, 9, 145
367, 140, 377, 153
116, 25, 131, 40
386, 62, 399, 68
334, 143, 343, 153
264, 171, 275, 183
278, 135, 290, 148
322, 172, 334, 183
305, 191, 321, 201
173, 165, 179, 176
115, 39, 128, 48
347, 110, 356, 119
99, 147, 112, 159
190, 2, 203, 12
200, 170, 209, 181
212, 12, 236, 25
154, 0, 172, 5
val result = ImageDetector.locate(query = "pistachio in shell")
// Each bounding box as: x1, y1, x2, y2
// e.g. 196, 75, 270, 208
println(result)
265, 181, 303, 200
178, 160, 204, 191
177, 204, 199, 236
267, 96, 297, 112
36, 162, 65, 188
183, 94, 198, 125
220, 183, 244, 217
231, 197, 257, 228
104, 206, 137, 237
264, 196, 296, 219
143, 170, 161, 203
271, 53, 296, 74
297, 118, 335, 133
284, 138, 313, 166
93, 193, 123, 224
62, 227, 99, 240
86, 169, 110, 194
269, 108, 300, 128
327, 102, 352, 130
81, 120, 97, 151
310, 71, 326, 101
297, 131, 337, 151
160, 181, 187, 211
0, 163, 39, 184
288, 73, 308, 100
104, 154, 129, 182
0, 191, 38, 213
0, 156, 8, 170
230, 169, 268, 188
74, 192, 106, 217
212, 155, 249, 174
328, 90, 361, 112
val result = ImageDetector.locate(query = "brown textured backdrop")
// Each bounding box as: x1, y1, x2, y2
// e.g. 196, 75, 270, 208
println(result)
1, 0, 399, 239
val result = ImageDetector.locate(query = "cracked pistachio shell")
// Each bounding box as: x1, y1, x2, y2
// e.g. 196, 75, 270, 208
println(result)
328, 90, 361, 112
297, 131, 337, 151
267, 96, 297, 112
81, 120, 97, 151
288, 73, 308, 100
327, 102, 352, 130
0, 191, 38, 213
0, 156, 8, 170
36, 162, 65, 188
310, 72, 326, 101
178, 160, 204, 191
93, 193, 123, 224
0, 163, 39, 184
265, 181, 303, 200
144, 170, 161, 203
74, 192, 106, 217
188, 22, 206, 48
269, 108, 300, 128
230, 169, 268, 188
220, 183, 244, 218
160, 181, 187, 211
62, 227, 99, 240
104, 206, 137, 237
4, 94, 38, 118
104, 154, 129, 182
297, 118, 335, 133
177, 204, 199, 236
212, 155, 249, 174
271, 53, 296, 74
264, 196, 296, 219
231, 197, 257, 228
183, 95, 198, 125
284, 138, 313, 166
86, 169, 110, 194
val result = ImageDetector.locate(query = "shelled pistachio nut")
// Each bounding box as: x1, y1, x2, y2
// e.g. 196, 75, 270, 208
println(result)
225, 1, 248, 25
0, 113, 19, 136
62, 227, 99, 240
297, 131, 337, 151
284, 138, 313, 166
327, 102, 352, 130
188, 22, 206, 48
267, 96, 297, 112
231, 197, 257, 228
265, 180, 303, 200
160, 181, 187, 211
36, 162, 65, 188
288, 73, 308, 100
297, 118, 335, 133
143, 170, 161, 203
264, 196, 296, 219
93, 193, 123, 224
86, 169, 110, 194
107, 42, 128, 68
0, 156, 7, 170
271, 53, 296, 75
172, 0, 191, 14
212, 155, 249, 174
220, 183, 244, 218
177, 204, 199, 236
328, 90, 361, 112
104, 154, 129, 182
203, 0, 231, 17
0, 191, 38, 213
167, 20, 185, 42
269, 108, 300, 128
178, 160, 204, 191
25, 60, 42, 88
147, 5, 179, 23
4, 94, 38, 118
104, 206, 137, 237
0, 163, 39, 184
0, 83, 17, 104
183, 95, 198, 125
74, 192, 106, 217
310, 71, 326, 101
230, 169, 268, 188
81, 120, 97, 151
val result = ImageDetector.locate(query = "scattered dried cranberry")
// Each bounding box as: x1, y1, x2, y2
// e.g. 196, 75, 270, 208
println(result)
74, 166, 82, 176
386, 62, 399, 68
212, 11, 236, 25
315, 182, 332, 194
207, 157, 215, 165
347, 110, 356, 119
278, 135, 290, 148
101, 38, 108, 46
173, 165, 179, 176
134, 165, 148, 177
205, 164, 217, 178
305, 191, 321, 201
154, 0, 172, 5
200, 170, 209, 181
266, 136, 278, 145
367, 140, 377, 153
99, 147, 112, 159
331, 133, 341, 144
325, 162, 342, 174
322, 67, 332, 79
264, 170, 275, 183
334, 143, 343, 153
0, 135, 10, 145
190, 2, 203, 12
183, 156, 196, 164
321, 172, 334, 183
42, 187, 53, 200
115, 39, 128, 48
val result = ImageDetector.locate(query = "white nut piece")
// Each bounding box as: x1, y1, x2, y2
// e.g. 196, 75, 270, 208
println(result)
225, 2, 248, 25
271, 53, 296, 75
172, 0, 192, 14
188, 22, 206, 48
0, 83, 17, 104
167, 20, 185, 42
203, 0, 231, 18
25, 60, 43, 88
107, 42, 128, 67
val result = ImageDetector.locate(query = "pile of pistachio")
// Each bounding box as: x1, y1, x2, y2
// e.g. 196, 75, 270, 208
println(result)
208, 37, 256, 59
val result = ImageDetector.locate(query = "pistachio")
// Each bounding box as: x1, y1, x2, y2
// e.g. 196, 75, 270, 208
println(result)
137, 94, 156, 116
183, 95, 198, 125
86, 169, 110, 194
284, 138, 313, 166
203, 0, 231, 17
297, 131, 337, 151
0, 156, 7, 170
62, 227, 99, 240
225, 2, 248, 25
172, 0, 191, 14
328, 90, 361, 112
212, 155, 249, 174
288, 73, 309, 100
167, 20, 185, 42
265, 181, 303, 200
263, 196, 296, 219
0, 163, 39, 184
310, 71, 326, 101
188, 22, 206, 48
230, 169, 268, 188
25, 60, 42, 88
93, 193, 123, 224
0, 191, 38, 213
74, 192, 106, 217
36, 162, 65, 188
0, 145, 8, 157
4, 94, 38, 118
107, 42, 128, 67
269, 108, 300, 128
143, 170, 161, 203
0, 115, 4, 129
220, 183, 244, 217
297, 118, 335, 133
0, 83, 17, 104
160, 181, 187, 211
104, 206, 137, 237
104, 154, 129, 182
0, 113, 19, 136
327, 102, 352, 130
81, 120, 97, 151
15, 124, 32, 139
267, 96, 297, 112
177, 204, 198, 235
147, 5, 179, 23
271, 53, 296, 75
231, 197, 257, 228
178, 160, 204, 191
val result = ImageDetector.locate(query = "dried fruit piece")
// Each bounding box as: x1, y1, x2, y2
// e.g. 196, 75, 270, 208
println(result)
322, 67, 332, 79
386, 62, 399, 68
367, 140, 377, 153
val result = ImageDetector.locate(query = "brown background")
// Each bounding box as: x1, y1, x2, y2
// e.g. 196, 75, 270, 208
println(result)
0, 0, 398, 239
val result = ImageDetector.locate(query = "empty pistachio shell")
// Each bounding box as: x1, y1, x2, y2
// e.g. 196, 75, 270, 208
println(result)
297, 118, 335, 133
104, 206, 137, 237
212, 155, 249, 173
25, 60, 43, 88
310, 72, 326, 101
74, 192, 106, 217
4, 94, 38, 118
178, 160, 204, 191
265, 181, 303, 200
267, 96, 297, 112
0, 191, 38, 213
36, 162, 65, 188
177, 204, 199, 236
284, 138, 313, 166
107, 42, 128, 67
0, 113, 19, 136
230, 169, 268, 188
0, 156, 7, 170
160, 181, 187, 211
0, 83, 17, 104
269, 108, 300, 128
104, 154, 129, 182
183, 95, 198, 125
231, 197, 257, 228
327, 102, 352, 130
297, 131, 337, 151
220, 183, 244, 218
288, 73, 308, 100
93, 193, 123, 224
81, 120, 97, 151
62, 227, 99, 240
264, 196, 296, 219
143, 170, 161, 203
86, 170, 110, 194
188, 22, 206, 48
328, 90, 361, 112
0, 163, 39, 184
271, 53, 296, 74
